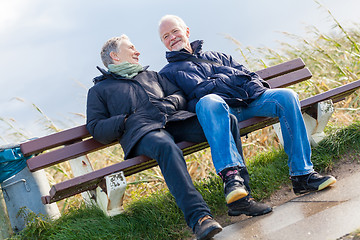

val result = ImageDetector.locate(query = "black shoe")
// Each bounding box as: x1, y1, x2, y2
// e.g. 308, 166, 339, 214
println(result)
291, 171, 336, 195
227, 197, 273, 217
219, 167, 248, 204
193, 217, 222, 240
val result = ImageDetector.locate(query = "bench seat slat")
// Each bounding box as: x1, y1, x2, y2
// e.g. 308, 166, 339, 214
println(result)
300, 80, 360, 111
21, 125, 90, 156
46, 141, 210, 203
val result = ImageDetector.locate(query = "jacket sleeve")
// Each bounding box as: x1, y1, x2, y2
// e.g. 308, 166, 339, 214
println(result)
86, 87, 127, 144
156, 72, 187, 110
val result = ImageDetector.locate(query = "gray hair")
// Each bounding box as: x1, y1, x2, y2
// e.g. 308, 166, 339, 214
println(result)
158, 15, 188, 38
100, 34, 129, 68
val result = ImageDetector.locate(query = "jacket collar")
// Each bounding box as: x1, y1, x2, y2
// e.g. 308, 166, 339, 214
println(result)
93, 66, 149, 84
165, 40, 204, 63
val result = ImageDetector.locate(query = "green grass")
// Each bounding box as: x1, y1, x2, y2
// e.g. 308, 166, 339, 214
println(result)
9, 121, 360, 240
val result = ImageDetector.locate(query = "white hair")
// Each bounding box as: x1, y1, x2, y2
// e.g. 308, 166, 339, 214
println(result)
100, 34, 129, 68
158, 15, 188, 37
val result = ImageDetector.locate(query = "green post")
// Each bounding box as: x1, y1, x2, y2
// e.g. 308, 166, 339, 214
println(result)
0, 192, 12, 239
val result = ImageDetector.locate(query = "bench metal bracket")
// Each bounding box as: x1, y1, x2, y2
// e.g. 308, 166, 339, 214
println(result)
273, 99, 334, 147
68, 156, 97, 204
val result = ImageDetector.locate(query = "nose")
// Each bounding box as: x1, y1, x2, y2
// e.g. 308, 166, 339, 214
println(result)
169, 33, 176, 40
134, 49, 140, 56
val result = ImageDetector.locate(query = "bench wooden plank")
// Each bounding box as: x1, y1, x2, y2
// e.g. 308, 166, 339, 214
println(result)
26, 139, 116, 172
21, 125, 90, 156
238, 79, 360, 135
45, 141, 208, 203
266, 68, 312, 88
301, 80, 360, 111
256, 58, 306, 80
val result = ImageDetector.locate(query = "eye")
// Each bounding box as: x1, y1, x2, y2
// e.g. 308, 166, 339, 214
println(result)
163, 35, 168, 40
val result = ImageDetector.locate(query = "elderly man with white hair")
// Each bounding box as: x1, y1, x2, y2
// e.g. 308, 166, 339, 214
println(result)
158, 14, 336, 220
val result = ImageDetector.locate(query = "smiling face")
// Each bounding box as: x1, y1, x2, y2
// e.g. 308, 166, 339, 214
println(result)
111, 38, 140, 64
159, 17, 192, 53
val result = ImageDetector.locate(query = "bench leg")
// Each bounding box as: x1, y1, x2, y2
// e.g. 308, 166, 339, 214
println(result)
96, 171, 127, 217
303, 99, 334, 146
69, 156, 97, 205
273, 99, 334, 147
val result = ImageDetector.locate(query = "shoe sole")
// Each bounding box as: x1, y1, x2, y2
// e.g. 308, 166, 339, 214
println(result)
318, 176, 336, 191
228, 206, 272, 217
226, 189, 248, 204
198, 226, 222, 240
294, 176, 337, 195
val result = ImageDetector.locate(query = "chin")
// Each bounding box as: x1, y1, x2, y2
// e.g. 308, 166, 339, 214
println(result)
171, 42, 185, 51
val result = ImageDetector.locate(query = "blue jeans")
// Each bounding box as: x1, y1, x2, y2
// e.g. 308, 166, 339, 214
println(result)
196, 94, 246, 173
196, 89, 314, 176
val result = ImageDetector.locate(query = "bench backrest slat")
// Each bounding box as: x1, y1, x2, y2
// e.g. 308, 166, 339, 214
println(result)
21, 125, 90, 156
256, 58, 305, 80
267, 68, 312, 88
26, 139, 115, 172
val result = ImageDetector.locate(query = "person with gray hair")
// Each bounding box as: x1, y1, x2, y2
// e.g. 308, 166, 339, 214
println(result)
158, 14, 336, 218
86, 34, 251, 239
100, 35, 131, 68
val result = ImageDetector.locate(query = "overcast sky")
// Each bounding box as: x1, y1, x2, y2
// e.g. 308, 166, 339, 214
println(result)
1, 0, 359, 145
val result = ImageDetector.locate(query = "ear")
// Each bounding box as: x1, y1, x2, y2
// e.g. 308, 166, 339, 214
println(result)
110, 51, 119, 61
186, 27, 190, 38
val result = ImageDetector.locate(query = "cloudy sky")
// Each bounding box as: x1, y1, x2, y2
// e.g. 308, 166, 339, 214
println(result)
0, 0, 359, 144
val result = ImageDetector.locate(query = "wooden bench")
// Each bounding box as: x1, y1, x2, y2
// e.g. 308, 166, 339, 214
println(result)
20, 58, 360, 212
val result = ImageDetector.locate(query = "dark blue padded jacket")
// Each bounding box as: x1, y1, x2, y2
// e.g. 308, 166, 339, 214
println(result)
86, 67, 195, 159
159, 40, 270, 112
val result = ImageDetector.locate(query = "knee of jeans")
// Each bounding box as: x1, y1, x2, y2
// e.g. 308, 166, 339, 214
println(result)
275, 89, 299, 106
196, 94, 229, 114
283, 89, 298, 100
